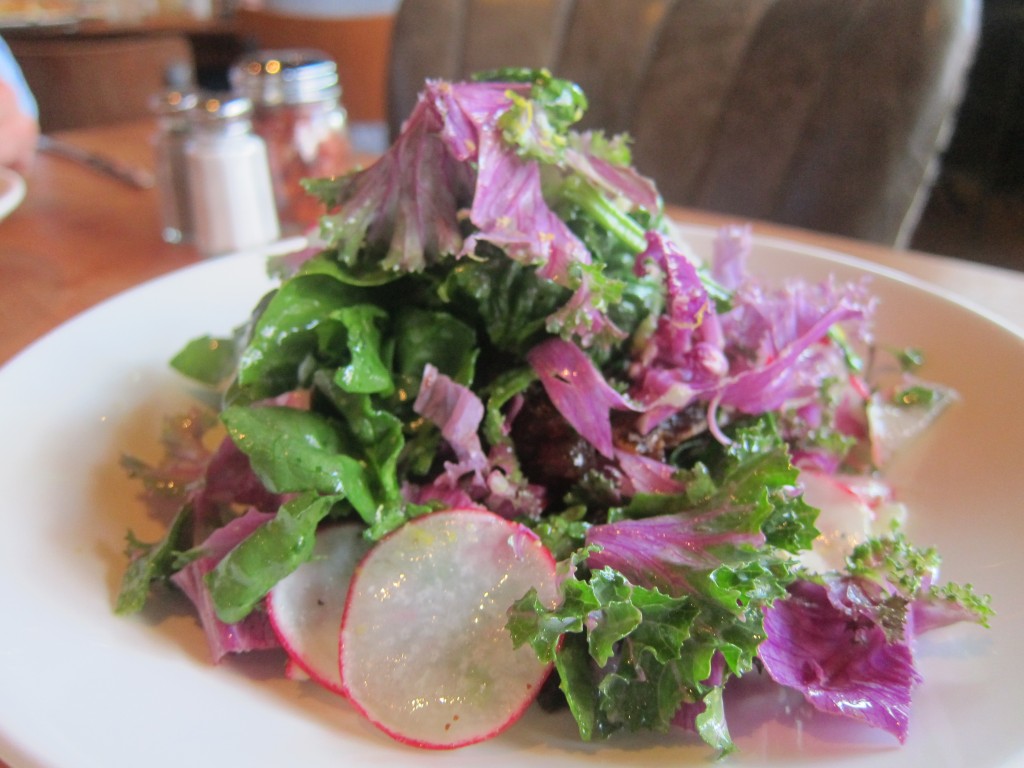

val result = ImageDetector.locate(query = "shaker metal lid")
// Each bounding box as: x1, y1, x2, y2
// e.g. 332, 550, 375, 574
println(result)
149, 60, 200, 116
230, 49, 341, 105
188, 94, 255, 128
149, 88, 199, 116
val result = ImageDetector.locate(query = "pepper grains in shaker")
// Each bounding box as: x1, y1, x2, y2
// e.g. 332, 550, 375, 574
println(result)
230, 49, 353, 234
185, 94, 281, 258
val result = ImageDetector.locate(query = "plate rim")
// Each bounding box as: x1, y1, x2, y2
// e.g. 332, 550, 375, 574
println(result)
674, 223, 1024, 343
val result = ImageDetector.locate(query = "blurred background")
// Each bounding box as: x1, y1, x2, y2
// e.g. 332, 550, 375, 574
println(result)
2, 0, 1020, 269
908, 0, 1024, 272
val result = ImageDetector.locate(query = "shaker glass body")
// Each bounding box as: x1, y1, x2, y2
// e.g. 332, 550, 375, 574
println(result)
152, 116, 194, 244
150, 84, 198, 245
252, 97, 351, 233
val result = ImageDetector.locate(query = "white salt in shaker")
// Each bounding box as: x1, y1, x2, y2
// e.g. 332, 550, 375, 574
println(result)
185, 94, 281, 257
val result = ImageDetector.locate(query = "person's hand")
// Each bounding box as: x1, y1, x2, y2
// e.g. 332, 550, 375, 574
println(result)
0, 78, 39, 174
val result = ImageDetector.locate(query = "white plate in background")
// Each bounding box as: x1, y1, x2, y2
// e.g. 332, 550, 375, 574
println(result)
0, 167, 26, 221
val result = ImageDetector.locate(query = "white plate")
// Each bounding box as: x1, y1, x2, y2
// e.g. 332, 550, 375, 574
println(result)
0, 167, 26, 222
0, 227, 1021, 768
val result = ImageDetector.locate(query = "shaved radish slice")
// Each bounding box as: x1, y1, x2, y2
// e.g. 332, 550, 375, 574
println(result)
267, 524, 372, 694
867, 381, 958, 467
339, 508, 558, 749
798, 470, 906, 573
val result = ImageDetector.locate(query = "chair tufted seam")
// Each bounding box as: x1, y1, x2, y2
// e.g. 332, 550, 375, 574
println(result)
548, 0, 580, 76
622, 0, 680, 140
766, 0, 867, 225
686, 0, 780, 206
452, 0, 471, 78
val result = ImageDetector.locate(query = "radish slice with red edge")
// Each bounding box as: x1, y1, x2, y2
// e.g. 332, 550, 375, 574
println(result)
339, 508, 559, 749
797, 470, 906, 573
267, 523, 371, 694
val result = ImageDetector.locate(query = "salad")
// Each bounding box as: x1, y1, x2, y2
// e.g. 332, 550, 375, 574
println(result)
116, 70, 991, 756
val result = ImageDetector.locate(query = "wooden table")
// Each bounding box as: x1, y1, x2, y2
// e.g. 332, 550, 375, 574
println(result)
1, 118, 1024, 768
0, 120, 196, 365
3, 118, 1023, 372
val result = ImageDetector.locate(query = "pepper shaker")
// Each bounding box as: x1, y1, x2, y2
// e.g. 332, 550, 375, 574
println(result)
230, 49, 352, 234
150, 62, 199, 245
185, 94, 281, 257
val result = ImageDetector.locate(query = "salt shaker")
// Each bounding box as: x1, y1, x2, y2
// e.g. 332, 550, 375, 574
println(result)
150, 63, 199, 244
185, 94, 281, 257
230, 49, 352, 234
